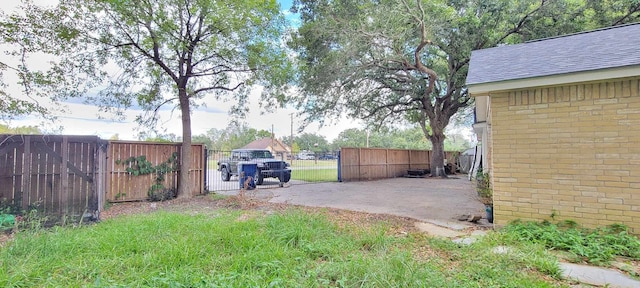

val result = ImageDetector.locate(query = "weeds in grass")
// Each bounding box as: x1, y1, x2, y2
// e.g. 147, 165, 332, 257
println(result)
0, 200, 52, 233
1, 209, 568, 287
500, 220, 640, 265
425, 233, 563, 286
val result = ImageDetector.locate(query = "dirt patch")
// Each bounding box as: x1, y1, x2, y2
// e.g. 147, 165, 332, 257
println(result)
101, 194, 421, 232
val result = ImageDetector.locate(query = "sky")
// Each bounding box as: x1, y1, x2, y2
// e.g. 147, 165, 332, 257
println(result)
3, 0, 474, 144
2, 0, 363, 142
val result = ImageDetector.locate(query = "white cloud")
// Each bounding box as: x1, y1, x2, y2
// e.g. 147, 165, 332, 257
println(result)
9, 87, 362, 141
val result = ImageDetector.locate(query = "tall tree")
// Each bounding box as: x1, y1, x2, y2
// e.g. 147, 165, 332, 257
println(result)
295, 132, 329, 153
290, 0, 637, 177
209, 122, 273, 151
192, 134, 213, 149
3, 0, 292, 197
0, 11, 52, 122
332, 128, 368, 149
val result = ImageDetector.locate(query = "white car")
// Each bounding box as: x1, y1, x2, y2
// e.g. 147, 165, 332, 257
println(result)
297, 152, 315, 160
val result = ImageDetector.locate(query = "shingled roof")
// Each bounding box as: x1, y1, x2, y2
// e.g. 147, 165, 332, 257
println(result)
241, 138, 289, 152
467, 23, 640, 86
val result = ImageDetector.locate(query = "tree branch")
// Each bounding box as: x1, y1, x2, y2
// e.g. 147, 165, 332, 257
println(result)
612, 2, 640, 26
191, 82, 243, 95
494, 0, 549, 45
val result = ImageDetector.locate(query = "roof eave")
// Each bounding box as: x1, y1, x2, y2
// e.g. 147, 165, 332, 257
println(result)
468, 65, 640, 96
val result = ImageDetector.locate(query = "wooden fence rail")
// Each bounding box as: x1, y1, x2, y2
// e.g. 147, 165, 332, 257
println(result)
339, 147, 457, 181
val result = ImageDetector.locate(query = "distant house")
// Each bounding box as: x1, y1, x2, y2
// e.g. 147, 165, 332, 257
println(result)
467, 23, 640, 233
242, 137, 291, 158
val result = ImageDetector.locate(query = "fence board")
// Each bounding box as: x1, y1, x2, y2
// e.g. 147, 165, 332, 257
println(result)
21, 138, 31, 209
106, 141, 204, 202
340, 147, 459, 181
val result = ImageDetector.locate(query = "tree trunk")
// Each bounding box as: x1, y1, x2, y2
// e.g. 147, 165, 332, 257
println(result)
429, 132, 447, 178
178, 89, 192, 198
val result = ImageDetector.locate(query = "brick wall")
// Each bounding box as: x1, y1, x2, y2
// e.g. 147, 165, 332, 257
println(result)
489, 77, 640, 234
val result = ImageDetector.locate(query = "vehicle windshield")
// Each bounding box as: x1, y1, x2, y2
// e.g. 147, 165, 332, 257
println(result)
251, 150, 273, 158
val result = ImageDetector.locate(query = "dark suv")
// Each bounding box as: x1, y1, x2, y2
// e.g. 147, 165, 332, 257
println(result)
217, 149, 291, 185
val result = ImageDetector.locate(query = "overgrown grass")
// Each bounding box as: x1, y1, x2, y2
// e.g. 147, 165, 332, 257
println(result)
292, 168, 337, 182
499, 220, 640, 265
0, 209, 565, 287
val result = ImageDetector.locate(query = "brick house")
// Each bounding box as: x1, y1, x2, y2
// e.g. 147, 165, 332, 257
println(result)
467, 23, 640, 233
242, 137, 291, 158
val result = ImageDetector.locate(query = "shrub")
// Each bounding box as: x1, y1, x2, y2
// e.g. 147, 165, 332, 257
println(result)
148, 187, 177, 202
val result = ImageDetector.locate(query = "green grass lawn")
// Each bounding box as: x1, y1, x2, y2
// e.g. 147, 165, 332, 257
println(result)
207, 158, 339, 182
289, 159, 337, 168
206, 157, 337, 169
291, 168, 337, 182
0, 207, 565, 287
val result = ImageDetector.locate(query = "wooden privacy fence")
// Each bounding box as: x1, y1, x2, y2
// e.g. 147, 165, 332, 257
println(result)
339, 147, 457, 181
0, 135, 107, 219
106, 141, 205, 202
0, 135, 206, 219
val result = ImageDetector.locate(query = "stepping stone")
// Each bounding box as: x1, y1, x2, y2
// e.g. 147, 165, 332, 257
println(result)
428, 220, 471, 231
452, 230, 489, 245
452, 237, 477, 245
414, 222, 466, 238
560, 262, 640, 288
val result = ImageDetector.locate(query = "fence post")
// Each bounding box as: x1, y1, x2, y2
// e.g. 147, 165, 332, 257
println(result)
337, 150, 342, 182
203, 148, 208, 192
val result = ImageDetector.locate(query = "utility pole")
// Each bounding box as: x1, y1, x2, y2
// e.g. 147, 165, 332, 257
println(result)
366, 130, 370, 148
290, 113, 294, 154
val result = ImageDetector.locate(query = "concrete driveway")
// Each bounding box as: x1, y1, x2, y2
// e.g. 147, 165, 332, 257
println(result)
225, 176, 488, 228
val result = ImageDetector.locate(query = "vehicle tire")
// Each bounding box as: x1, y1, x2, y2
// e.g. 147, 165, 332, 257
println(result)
221, 168, 231, 181
255, 170, 264, 185
279, 172, 291, 183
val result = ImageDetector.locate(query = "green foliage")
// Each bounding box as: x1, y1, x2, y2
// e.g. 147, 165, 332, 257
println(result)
0, 92, 50, 121
290, 0, 635, 171
3, 0, 294, 197
291, 142, 301, 153
294, 132, 330, 153
501, 220, 640, 265
191, 134, 213, 149
0, 209, 564, 287
147, 187, 177, 202
0, 214, 15, 232
0, 124, 43, 135
205, 122, 275, 151
424, 235, 563, 285
476, 169, 493, 205
0, 200, 50, 232
330, 126, 472, 151
141, 134, 179, 143
116, 152, 179, 201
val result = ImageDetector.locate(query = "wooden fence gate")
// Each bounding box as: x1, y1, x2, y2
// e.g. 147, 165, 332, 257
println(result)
0, 135, 107, 219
